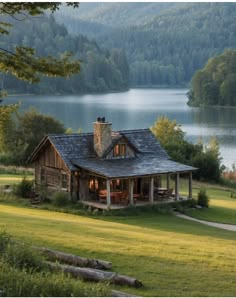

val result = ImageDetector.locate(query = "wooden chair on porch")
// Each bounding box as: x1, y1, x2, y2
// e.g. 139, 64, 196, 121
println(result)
157, 188, 173, 200
120, 191, 129, 205
99, 189, 107, 204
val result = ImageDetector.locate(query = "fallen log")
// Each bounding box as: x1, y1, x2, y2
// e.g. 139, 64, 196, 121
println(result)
34, 246, 112, 270
46, 262, 143, 288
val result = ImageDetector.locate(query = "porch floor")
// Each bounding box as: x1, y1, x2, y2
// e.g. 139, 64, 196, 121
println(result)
81, 197, 186, 210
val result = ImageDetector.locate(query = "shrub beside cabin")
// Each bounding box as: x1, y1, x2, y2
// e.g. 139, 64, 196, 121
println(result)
28, 118, 196, 208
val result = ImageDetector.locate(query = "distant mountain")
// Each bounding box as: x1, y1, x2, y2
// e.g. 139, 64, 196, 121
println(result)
56, 2, 236, 87
56, 3, 179, 29
1, 15, 129, 94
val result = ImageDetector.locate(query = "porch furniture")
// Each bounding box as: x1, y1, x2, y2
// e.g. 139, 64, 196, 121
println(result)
99, 190, 107, 203
111, 191, 122, 204
156, 187, 173, 200
119, 191, 129, 205
133, 193, 141, 204
99, 190, 129, 204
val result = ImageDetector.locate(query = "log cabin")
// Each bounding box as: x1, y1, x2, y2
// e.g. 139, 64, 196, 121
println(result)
28, 117, 197, 209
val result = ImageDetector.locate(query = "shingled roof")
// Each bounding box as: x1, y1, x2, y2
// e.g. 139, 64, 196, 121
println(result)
72, 156, 196, 179
29, 128, 197, 176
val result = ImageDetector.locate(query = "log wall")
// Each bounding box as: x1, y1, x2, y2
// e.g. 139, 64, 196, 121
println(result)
35, 143, 71, 194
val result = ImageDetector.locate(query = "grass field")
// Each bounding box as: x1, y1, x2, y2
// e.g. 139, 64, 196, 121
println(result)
0, 175, 33, 185
0, 175, 236, 296
184, 182, 236, 224
0, 204, 236, 296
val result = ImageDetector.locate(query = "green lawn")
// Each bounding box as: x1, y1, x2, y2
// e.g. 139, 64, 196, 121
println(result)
157, 177, 236, 225
0, 174, 33, 185
0, 204, 236, 296
1, 175, 236, 296
184, 181, 236, 224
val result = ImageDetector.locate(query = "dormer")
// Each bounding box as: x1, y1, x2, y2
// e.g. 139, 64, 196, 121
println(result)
103, 135, 136, 160
93, 117, 137, 160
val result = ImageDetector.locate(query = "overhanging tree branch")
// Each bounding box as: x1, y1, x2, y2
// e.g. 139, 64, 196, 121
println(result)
0, 2, 80, 83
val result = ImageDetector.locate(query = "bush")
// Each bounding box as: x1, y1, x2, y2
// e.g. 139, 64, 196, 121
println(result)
0, 231, 12, 253
197, 189, 210, 207
110, 203, 173, 216
171, 199, 197, 212
38, 186, 50, 203
0, 232, 109, 297
0, 261, 109, 297
14, 177, 34, 198
192, 151, 221, 182
52, 191, 70, 207
3, 243, 45, 272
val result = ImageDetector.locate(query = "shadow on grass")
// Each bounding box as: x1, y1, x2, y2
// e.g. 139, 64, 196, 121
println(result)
1, 199, 236, 242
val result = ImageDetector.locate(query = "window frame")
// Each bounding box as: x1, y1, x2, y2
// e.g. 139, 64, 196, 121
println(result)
113, 143, 126, 158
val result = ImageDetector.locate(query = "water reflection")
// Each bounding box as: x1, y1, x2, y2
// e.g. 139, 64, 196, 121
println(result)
5, 89, 236, 167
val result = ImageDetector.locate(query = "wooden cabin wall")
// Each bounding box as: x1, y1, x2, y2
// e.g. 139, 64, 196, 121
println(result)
71, 172, 79, 201
35, 143, 71, 194
79, 174, 89, 201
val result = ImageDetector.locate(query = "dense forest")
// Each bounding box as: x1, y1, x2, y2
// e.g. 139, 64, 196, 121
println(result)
2, 3, 236, 94
57, 3, 236, 87
188, 50, 236, 107
0, 15, 129, 94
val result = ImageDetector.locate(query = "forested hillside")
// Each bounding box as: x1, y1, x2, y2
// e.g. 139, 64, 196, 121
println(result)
188, 50, 236, 107
56, 3, 179, 32
57, 3, 236, 87
1, 15, 129, 94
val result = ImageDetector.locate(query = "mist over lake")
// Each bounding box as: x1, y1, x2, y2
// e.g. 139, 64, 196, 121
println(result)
6, 88, 236, 168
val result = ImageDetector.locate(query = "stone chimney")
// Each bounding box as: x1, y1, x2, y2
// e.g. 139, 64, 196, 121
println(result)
93, 117, 112, 157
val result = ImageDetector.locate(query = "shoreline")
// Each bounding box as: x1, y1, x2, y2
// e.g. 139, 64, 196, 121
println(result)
188, 103, 236, 109
5, 86, 190, 98
5, 88, 130, 98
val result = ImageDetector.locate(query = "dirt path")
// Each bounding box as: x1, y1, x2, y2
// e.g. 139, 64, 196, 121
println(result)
175, 212, 236, 232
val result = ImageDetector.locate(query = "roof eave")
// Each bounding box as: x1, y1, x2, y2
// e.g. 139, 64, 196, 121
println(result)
27, 135, 49, 164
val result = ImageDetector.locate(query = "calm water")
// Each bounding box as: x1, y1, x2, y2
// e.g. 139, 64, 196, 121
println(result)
5, 89, 236, 168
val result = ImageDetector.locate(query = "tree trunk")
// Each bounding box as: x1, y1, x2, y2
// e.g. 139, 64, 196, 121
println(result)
34, 246, 112, 270
46, 262, 143, 288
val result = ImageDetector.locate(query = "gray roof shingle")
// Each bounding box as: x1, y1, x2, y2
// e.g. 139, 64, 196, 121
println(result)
71, 156, 197, 179
31, 129, 196, 176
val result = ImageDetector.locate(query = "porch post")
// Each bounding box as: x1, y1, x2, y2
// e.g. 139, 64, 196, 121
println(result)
129, 179, 134, 205
149, 176, 154, 204
166, 173, 170, 191
106, 179, 111, 209
188, 172, 192, 199
175, 173, 180, 201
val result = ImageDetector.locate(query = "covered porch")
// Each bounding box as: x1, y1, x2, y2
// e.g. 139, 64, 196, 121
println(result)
83, 171, 193, 210
72, 156, 196, 210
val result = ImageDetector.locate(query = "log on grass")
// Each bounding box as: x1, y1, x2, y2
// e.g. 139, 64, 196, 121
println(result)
46, 262, 143, 288
35, 246, 112, 270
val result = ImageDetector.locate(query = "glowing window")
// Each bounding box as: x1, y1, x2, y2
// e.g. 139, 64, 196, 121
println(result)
113, 144, 126, 158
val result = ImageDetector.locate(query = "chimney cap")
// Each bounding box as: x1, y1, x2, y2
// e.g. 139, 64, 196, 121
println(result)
96, 116, 106, 123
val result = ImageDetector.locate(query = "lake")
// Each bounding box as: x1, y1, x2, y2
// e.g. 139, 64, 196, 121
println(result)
5, 88, 236, 168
